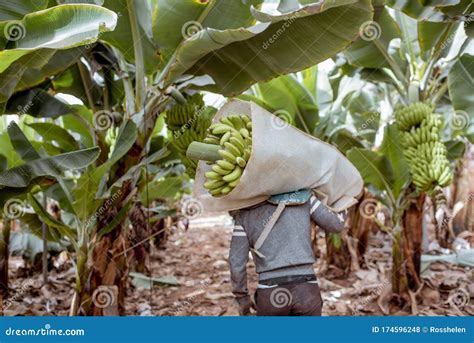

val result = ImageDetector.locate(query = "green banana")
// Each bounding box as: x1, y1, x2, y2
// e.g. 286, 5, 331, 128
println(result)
209, 185, 227, 196
221, 186, 232, 195
228, 178, 241, 188
204, 180, 226, 189
229, 136, 245, 153
220, 117, 235, 128
212, 124, 234, 135
218, 149, 237, 163
165, 93, 214, 177
217, 159, 235, 170
240, 128, 250, 139
236, 157, 247, 168
220, 131, 231, 146
223, 166, 242, 182
212, 164, 231, 176
224, 142, 241, 157
205, 171, 222, 180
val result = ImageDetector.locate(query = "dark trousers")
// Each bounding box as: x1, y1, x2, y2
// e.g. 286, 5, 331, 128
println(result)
255, 282, 323, 316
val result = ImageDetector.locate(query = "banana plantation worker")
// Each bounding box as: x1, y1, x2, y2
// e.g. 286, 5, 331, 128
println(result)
229, 189, 347, 316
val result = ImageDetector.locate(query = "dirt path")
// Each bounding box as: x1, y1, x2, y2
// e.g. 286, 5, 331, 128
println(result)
125, 214, 473, 316
4, 214, 473, 316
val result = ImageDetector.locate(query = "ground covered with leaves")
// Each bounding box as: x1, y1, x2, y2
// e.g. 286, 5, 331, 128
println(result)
4, 214, 473, 316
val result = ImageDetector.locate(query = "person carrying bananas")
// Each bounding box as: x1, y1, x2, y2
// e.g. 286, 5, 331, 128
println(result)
228, 189, 347, 316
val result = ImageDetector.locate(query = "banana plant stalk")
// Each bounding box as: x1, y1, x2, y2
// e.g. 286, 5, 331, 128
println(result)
0, 218, 11, 315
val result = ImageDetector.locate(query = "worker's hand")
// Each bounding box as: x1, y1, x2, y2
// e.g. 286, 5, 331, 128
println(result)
236, 295, 255, 316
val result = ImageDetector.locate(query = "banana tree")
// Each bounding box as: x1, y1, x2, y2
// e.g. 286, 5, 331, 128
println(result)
0, 2, 117, 314
1, 0, 374, 315
343, 0, 472, 307
0, 120, 101, 312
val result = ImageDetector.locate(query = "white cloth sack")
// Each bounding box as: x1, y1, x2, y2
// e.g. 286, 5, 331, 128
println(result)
194, 99, 363, 213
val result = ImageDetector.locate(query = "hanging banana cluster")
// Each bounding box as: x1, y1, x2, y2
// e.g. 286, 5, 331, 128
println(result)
200, 114, 253, 197
395, 102, 452, 193
105, 126, 119, 152
165, 93, 213, 176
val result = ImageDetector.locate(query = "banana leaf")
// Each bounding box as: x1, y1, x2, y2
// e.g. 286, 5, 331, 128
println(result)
0, 154, 7, 172
0, 1, 48, 21
0, 4, 117, 107
5, 88, 71, 118
254, 74, 319, 133
0, 4, 117, 73
345, 6, 401, 69
448, 53, 474, 115
165, 0, 373, 96
15, 48, 85, 92
346, 147, 396, 206
0, 147, 100, 188
7, 121, 40, 162
387, 0, 471, 21
27, 122, 79, 152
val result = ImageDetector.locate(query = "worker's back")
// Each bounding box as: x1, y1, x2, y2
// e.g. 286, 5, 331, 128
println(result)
228, 194, 347, 316
231, 201, 316, 281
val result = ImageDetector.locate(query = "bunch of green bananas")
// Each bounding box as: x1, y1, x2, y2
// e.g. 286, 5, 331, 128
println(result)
395, 102, 452, 193
202, 114, 253, 197
105, 126, 119, 147
166, 93, 205, 130
165, 94, 213, 176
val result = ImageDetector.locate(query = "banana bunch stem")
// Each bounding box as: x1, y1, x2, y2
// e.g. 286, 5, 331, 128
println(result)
186, 142, 221, 162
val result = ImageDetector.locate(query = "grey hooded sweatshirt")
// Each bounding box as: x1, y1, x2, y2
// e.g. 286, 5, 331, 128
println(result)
229, 194, 346, 300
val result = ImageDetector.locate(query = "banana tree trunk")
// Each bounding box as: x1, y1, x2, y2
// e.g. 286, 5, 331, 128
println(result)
326, 190, 375, 274
347, 190, 377, 268
0, 218, 11, 316
84, 135, 152, 315
129, 202, 150, 273
401, 194, 424, 290
84, 179, 134, 316
70, 244, 89, 316
325, 232, 351, 275
452, 143, 473, 235
392, 194, 424, 306
89, 221, 128, 316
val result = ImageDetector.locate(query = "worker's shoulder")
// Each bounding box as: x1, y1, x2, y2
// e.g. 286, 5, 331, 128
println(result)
267, 189, 312, 206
